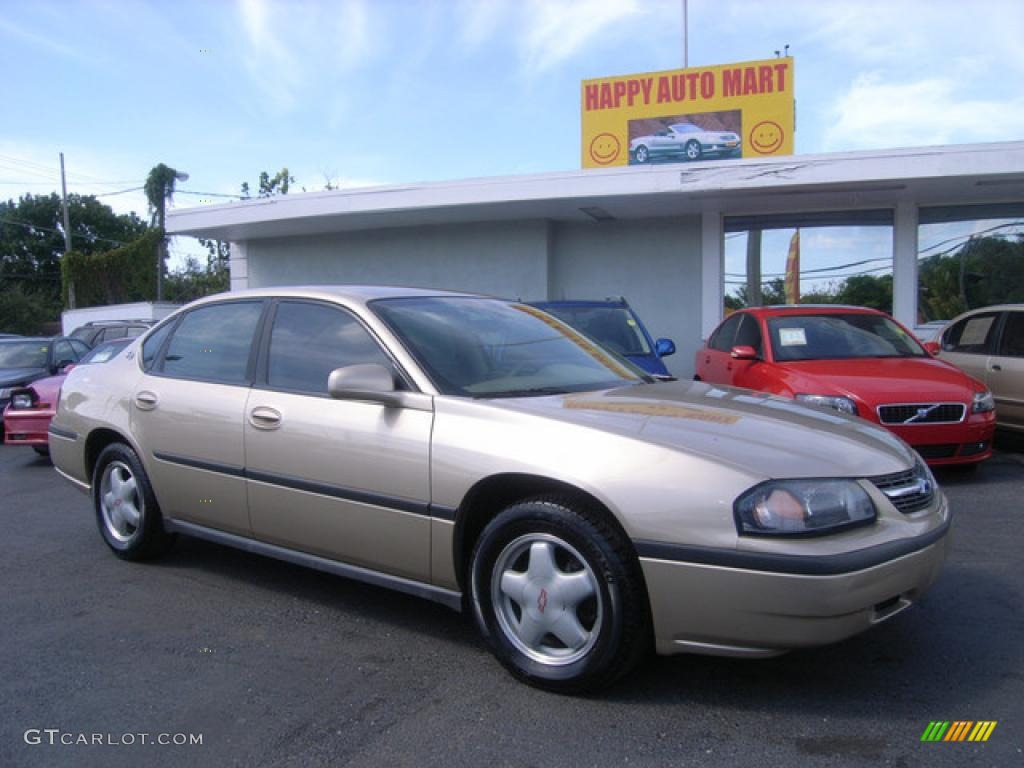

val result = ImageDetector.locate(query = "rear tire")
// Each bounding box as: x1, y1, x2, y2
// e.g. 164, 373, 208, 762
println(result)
93, 443, 174, 560
470, 497, 649, 693
33, 445, 50, 457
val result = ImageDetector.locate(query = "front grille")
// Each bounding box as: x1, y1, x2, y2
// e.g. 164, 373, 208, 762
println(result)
869, 464, 935, 514
877, 403, 966, 425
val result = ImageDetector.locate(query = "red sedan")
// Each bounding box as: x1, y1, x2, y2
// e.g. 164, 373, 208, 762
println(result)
694, 306, 996, 466
3, 339, 131, 456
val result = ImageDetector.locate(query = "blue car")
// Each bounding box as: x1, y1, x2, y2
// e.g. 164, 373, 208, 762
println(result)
528, 298, 676, 377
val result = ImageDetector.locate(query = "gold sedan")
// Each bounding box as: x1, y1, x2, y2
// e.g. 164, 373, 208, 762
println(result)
50, 287, 950, 693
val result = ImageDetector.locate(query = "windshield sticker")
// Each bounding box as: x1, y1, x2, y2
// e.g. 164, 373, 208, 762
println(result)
960, 316, 994, 346
626, 317, 637, 327
778, 328, 807, 346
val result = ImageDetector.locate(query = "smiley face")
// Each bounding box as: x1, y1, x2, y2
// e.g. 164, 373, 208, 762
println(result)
588, 133, 621, 165
749, 121, 784, 154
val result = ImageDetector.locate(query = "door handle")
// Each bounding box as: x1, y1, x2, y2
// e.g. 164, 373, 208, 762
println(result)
249, 406, 282, 430
134, 391, 158, 411
989, 363, 1002, 372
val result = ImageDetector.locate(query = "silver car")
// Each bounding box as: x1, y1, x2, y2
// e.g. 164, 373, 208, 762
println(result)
50, 286, 950, 692
630, 122, 741, 164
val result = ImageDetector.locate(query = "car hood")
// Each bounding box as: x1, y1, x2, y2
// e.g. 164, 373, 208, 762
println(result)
492, 381, 913, 479
771, 357, 984, 404
0, 367, 47, 388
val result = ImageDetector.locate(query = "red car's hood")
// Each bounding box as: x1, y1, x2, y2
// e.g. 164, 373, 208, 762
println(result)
773, 357, 984, 405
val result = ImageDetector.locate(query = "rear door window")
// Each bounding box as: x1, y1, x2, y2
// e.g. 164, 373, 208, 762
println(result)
161, 302, 264, 384
942, 312, 1000, 354
709, 314, 743, 352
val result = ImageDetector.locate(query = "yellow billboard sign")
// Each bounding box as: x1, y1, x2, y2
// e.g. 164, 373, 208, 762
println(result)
581, 57, 794, 168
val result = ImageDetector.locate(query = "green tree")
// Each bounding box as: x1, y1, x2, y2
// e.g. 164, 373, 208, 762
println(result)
918, 235, 1024, 320
240, 168, 295, 199
0, 193, 148, 332
835, 274, 893, 312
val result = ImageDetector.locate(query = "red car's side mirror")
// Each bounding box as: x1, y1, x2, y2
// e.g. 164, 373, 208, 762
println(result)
730, 345, 758, 360
922, 341, 940, 356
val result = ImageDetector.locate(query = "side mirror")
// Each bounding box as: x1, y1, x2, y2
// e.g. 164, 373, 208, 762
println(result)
654, 338, 676, 358
922, 341, 940, 356
54, 359, 75, 374
328, 364, 400, 406
730, 345, 758, 360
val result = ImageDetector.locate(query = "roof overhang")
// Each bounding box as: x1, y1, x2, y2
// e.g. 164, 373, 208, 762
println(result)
167, 141, 1024, 242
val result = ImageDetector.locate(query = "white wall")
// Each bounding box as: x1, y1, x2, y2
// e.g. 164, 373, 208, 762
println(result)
246, 221, 551, 300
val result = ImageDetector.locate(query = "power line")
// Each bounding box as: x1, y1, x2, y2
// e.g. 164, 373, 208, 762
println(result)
0, 217, 135, 246
94, 186, 145, 197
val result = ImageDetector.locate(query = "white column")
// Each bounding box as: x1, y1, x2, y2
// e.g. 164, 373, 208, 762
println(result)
229, 241, 249, 291
892, 202, 918, 328
700, 209, 724, 338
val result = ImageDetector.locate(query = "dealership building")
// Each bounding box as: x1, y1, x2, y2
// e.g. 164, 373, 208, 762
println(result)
167, 140, 1024, 378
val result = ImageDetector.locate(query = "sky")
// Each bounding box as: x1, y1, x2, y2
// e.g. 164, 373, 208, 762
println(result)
2, 0, 1024, 275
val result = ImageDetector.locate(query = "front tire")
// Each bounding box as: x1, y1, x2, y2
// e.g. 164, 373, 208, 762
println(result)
470, 497, 649, 693
93, 443, 174, 560
633, 145, 649, 163
684, 140, 701, 161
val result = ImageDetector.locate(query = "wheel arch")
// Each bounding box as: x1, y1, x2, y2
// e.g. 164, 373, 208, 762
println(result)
451, 473, 644, 595
84, 427, 137, 482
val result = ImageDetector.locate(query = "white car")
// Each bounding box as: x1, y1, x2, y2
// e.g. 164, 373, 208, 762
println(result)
630, 123, 741, 164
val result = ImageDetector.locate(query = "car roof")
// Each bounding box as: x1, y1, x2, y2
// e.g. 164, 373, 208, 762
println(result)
0, 336, 54, 342
186, 285, 483, 309
739, 305, 886, 318
950, 304, 1024, 316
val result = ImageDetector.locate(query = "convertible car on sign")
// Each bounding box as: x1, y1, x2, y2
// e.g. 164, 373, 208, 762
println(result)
50, 287, 949, 692
630, 123, 741, 164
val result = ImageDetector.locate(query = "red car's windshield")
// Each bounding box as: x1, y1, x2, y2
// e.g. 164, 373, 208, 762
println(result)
767, 314, 927, 362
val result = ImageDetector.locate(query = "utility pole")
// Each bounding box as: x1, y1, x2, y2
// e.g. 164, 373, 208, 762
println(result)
682, 0, 688, 68
60, 152, 76, 309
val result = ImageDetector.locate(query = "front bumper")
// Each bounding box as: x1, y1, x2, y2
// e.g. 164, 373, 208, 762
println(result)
882, 414, 995, 466
640, 512, 950, 657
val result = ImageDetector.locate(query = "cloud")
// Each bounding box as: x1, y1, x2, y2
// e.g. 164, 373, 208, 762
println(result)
519, 0, 649, 74
0, 16, 91, 65
823, 73, 1024, 150
454, 0, 659, 75
235, 0, 377, 110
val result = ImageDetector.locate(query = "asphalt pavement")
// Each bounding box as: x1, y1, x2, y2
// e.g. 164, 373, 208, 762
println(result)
0, 442, 1021, 768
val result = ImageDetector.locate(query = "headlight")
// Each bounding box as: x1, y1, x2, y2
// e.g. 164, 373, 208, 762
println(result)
795, 393, 858, 415
972, 390, 995, 413
734, 479, 876, 537
10, 391, 35, 410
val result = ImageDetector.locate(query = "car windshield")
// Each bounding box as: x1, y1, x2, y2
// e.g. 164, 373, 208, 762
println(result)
767, 314, 928, 362
535, 305, 652, 356
0, 341, 48, 369
372, 297, 647, 397
80, 338, 131, 364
